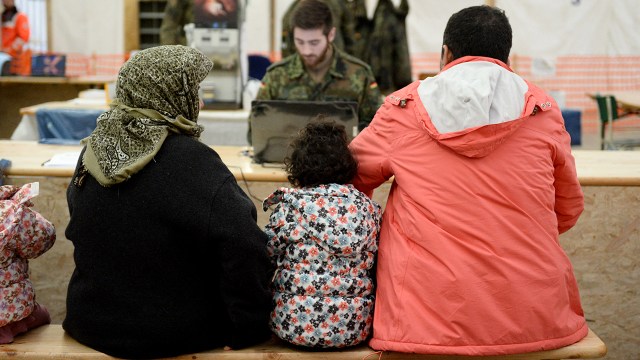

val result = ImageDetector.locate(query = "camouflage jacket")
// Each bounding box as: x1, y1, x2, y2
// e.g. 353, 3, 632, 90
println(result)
256, 45, 382, 130
344, 0, 370, 61
364, 0, 412, 94
281, 0, 355, 58
159, 0, 193, 46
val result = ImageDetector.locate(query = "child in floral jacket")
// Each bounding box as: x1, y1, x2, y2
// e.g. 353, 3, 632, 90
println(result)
0, 182, 55, 343
263, 120, 382, 348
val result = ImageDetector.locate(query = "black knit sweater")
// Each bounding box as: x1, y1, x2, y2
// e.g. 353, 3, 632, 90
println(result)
64, 135, 273, 359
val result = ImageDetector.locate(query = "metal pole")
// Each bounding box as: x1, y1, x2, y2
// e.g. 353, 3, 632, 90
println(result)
270, 0, 276, 60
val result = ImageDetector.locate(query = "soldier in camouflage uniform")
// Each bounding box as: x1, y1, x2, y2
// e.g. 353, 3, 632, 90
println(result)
281, 0, 355, 58
259, 0, 381, 131
159, 0, 193, 45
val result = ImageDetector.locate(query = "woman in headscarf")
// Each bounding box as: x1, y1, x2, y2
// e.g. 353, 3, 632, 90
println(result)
63, 45, 273, 359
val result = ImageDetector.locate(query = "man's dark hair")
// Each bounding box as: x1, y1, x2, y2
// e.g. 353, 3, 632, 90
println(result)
290, 0, 333, 36
443, 5, 512, 64
285, 118, 357, 188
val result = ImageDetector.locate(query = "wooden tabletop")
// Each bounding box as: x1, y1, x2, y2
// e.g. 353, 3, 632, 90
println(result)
587, 91, 640, 112
19, 101, 250, 120
611, 91, 640, 112
1, 141, 287, 182
0, 75, 116, 85
2, 140, 640, 185
20, 101, 109, 115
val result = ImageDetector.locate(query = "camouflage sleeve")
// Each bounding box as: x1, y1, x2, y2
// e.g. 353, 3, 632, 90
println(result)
255, 71, 276, 100
358, 70, 383, 130
159, 0, 190, 45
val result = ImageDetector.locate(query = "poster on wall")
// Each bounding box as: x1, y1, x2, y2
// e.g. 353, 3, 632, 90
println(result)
194, 0, 238, 29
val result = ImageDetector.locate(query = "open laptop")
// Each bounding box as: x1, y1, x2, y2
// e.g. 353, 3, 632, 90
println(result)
249, 100, 359, 164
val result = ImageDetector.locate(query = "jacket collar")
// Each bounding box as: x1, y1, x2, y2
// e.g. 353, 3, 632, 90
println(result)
441, 56, 513, 73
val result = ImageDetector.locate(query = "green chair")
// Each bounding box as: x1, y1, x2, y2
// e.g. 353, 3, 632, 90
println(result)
594, 94, 640, 150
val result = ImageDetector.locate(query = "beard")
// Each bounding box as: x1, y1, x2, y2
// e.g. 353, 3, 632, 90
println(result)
302, 42, 331, 70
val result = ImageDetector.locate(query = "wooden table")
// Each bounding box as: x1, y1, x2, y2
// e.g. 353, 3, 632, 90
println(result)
0, 75, 115, 86
3, 140, 640, 185
1, 140, 286, 182
587, 90, 640, 112
0, 76, 116, 139
13, 101, 250, 146
19, 100, 109, 115
610, 90, 640, 112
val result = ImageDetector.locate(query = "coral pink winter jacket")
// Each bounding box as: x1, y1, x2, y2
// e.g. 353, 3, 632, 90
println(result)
349, 56, 587, 355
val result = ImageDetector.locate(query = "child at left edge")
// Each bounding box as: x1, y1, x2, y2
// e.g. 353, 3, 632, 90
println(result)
0, 182, 55, 344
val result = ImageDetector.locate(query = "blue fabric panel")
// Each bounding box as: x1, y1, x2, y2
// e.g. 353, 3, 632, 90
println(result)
36, 108, 103, 144
0, 158, 11, 185
561, 109, 581, 146
248, 55, 272, 80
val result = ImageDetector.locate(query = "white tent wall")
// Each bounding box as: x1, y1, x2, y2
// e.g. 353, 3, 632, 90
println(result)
48, 0, 127, 76
496, 1, 640, 132
243, 1, 640, 59
238, 0, 640, 133
44, 0, 639, 129
243, 0, 485, 71
503, 0, 640, 56
50, 0, 125, 55
44, 0, 640, 61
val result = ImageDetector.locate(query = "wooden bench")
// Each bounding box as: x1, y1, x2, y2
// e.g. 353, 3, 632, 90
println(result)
0, 325, 606, 359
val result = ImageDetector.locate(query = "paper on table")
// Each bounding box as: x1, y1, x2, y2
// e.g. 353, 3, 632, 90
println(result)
42, 151, 81, 167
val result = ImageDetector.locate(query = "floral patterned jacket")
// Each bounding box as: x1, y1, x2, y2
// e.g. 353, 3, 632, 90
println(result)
263, 183, 382, 348
0, 183, 56, 327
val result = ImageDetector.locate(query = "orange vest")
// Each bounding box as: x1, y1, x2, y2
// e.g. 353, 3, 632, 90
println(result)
2, 11, 30, 58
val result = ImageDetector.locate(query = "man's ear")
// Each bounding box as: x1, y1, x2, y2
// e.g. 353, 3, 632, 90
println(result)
440, 45, 454, 70
443, 45, 454, 65
327, 27, 336, 43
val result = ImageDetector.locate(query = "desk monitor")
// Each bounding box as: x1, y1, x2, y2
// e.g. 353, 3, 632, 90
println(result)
250, 100, 359, 164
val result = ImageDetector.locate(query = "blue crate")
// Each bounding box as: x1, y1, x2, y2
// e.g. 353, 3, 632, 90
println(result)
561, 109, 581, 146
31, 54, 66, 77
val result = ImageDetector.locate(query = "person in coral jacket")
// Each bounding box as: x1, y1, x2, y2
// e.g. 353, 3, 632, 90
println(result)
1, 0, 29, 58
348, 5, 587, 356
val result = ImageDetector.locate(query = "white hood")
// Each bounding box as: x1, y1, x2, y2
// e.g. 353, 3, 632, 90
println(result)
418, 61, 529, 134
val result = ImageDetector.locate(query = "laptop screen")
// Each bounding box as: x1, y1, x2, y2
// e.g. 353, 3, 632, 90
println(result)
249, 100, 359, 164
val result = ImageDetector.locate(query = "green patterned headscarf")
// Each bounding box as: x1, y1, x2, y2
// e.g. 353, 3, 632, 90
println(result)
81, 45, 213, 186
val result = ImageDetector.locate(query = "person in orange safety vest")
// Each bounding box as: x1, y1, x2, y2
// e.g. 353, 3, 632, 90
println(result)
2, 0, 29, 57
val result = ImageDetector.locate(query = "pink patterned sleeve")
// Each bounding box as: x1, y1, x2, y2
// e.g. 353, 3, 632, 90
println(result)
14, 208, 56, 259
1, 183, 56, 259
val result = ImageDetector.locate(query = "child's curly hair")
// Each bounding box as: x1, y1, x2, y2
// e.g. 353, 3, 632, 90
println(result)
285, 118, 357, 188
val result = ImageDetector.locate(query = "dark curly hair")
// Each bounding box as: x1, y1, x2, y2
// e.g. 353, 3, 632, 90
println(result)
443, 5, 512, 64
285, 118, 357, 188
291, 0, 333, 36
